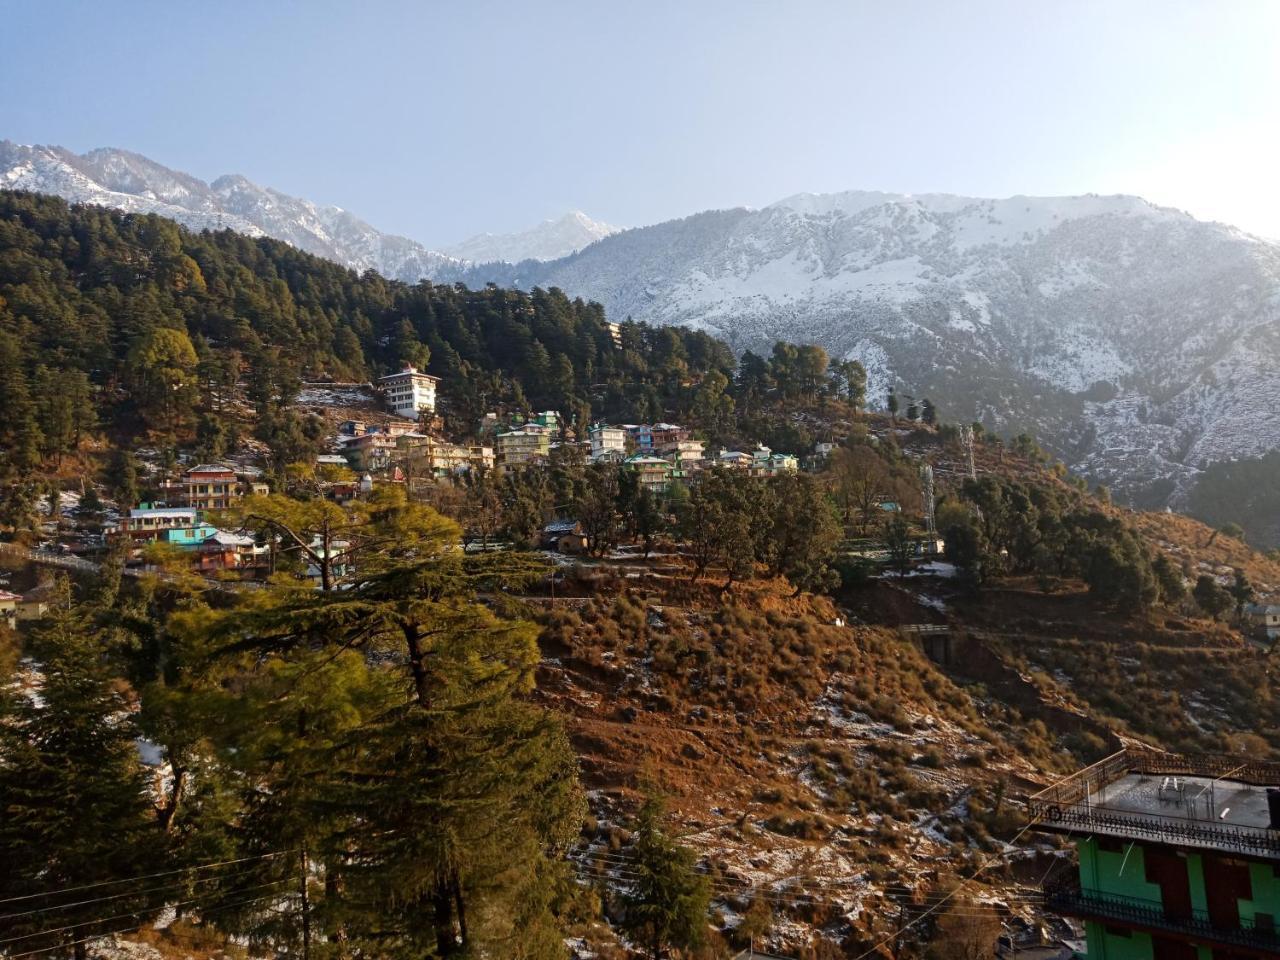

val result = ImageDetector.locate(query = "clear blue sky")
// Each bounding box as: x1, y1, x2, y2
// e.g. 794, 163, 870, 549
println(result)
4, 0, 1279, 243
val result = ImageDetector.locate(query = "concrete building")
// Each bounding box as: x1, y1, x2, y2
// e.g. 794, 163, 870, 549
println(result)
717, 448, 756, 469
650, 423, 686, 449
182, 464, 239, 511
377, 365, 439, 419
1030, 747, 1280, 959
661, 437, 706, 465
624, 424, 655, 453
625, 455, 673, 494
589, 424, 627, 462
750, 448, 799, 477
496, 430, 551, 467
112, 506, 207, 544
396, 435, 494, 476
340, 432, 399, 471
530, 411, 562, 433
194, 530, 268, 575
1243, 603, 1280, 642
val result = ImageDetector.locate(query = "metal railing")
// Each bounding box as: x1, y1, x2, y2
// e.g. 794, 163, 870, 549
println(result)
1044, 874, 1280, 952
1026, 747, 1280, 858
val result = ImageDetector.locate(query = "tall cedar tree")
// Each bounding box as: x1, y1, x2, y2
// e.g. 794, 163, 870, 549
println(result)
0, 581, 160, 960
184, 488, 585, 957
623, 796, 711, 960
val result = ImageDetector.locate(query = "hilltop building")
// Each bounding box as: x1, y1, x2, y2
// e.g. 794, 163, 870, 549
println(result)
378, 365, 439, 419
589, 424, 627, 462
395, 435, 494, 476
659, 436, 705, 464
1243, 604, 1280, 643
181, 464, 239, 511
1030, 747, 1280, 959
625, 454, 673, 494
339, 432, 399, 471
496, 430, 551, 467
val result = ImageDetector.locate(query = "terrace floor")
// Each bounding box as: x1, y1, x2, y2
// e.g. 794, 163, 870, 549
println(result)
1092, 771, 1273, 830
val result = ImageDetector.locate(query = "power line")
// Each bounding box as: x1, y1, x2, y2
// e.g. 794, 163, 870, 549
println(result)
0, 850, 294, 907
4, 889, 291, 960
0, 861, 280, 922
0, 878, 292, 947
846, 819, 1040, 960
573, 855, 1042, 910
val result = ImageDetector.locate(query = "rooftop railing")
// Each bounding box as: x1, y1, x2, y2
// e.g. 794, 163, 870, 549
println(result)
1026, 747, 1280, 858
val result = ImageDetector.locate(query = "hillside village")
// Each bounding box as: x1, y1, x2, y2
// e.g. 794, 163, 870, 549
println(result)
3, 193, 1280, 960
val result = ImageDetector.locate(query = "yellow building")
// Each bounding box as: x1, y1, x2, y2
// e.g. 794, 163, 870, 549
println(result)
496, 430, 551, 467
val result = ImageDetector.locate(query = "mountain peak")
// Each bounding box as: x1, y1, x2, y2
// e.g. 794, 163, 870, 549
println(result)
442, 210, 619, 264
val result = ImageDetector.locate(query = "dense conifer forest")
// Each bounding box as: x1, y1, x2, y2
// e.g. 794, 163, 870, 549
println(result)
0, 190, 744, 460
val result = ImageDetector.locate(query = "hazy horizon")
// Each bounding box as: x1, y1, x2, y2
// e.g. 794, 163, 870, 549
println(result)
4, 0, 1278, 244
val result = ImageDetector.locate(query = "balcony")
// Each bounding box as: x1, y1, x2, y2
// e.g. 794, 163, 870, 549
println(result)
1044, 874, 1280, 956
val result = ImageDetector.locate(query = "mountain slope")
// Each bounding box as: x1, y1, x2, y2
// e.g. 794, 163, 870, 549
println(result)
0, 141, 464, 280
460, 192, 1280, 509
441, 210, 618, 263
8, 138, 1280, 511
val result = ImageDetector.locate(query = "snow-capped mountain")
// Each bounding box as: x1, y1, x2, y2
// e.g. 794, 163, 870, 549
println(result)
459, 192, 1280, 507
6, 137, 1280, 506
0, 141, 464, 280
442, 211, 618, 264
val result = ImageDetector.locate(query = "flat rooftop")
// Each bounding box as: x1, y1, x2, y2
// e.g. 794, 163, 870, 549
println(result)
1093, 771, 1271, 831
1028, 748, 1280, 859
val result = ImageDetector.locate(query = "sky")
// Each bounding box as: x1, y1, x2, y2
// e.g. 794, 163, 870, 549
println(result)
3, 0, 1279, 244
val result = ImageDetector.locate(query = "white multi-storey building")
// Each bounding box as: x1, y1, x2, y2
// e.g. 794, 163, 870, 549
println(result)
589, 424, 627, 461
378, 365, 439, 419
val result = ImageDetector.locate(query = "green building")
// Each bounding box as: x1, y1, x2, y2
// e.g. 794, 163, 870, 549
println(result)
1030, 748, 1280, 959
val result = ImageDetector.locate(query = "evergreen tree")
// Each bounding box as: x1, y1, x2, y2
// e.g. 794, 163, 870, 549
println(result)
623, 796, 710, 960
1152, 553, 1186, 604
1193, 574, 1232, 620
883, 513, 915, 577
196, 490, 584, 956
767, 472, 842, 593
125, 326, 200, 431
0, 582, 160, 960
1229, 568, 1255, 618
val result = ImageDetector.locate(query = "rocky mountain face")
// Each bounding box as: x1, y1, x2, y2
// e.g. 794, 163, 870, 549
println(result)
461, 192, 1280, 508
0, 141, 464, 280
441, 210, 618, 264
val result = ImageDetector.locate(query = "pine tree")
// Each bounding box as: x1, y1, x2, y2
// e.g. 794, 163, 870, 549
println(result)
0, 582, 161, 959
623, 796, 710, 960
195, 491, 584, 956
767, 472, 842, 593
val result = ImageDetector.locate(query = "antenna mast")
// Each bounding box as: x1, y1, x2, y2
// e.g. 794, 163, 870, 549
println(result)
921, 463, 936, 536
959, 423, 977, 480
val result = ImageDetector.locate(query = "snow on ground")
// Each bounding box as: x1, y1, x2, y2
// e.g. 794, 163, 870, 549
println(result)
296, 384, 375, 407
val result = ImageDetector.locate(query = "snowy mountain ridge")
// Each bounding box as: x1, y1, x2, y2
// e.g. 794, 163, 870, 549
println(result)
5, 139, 1280, 508
0, 141, 465, 280
457, 191, 1280, 508
442, 210, 618, 264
